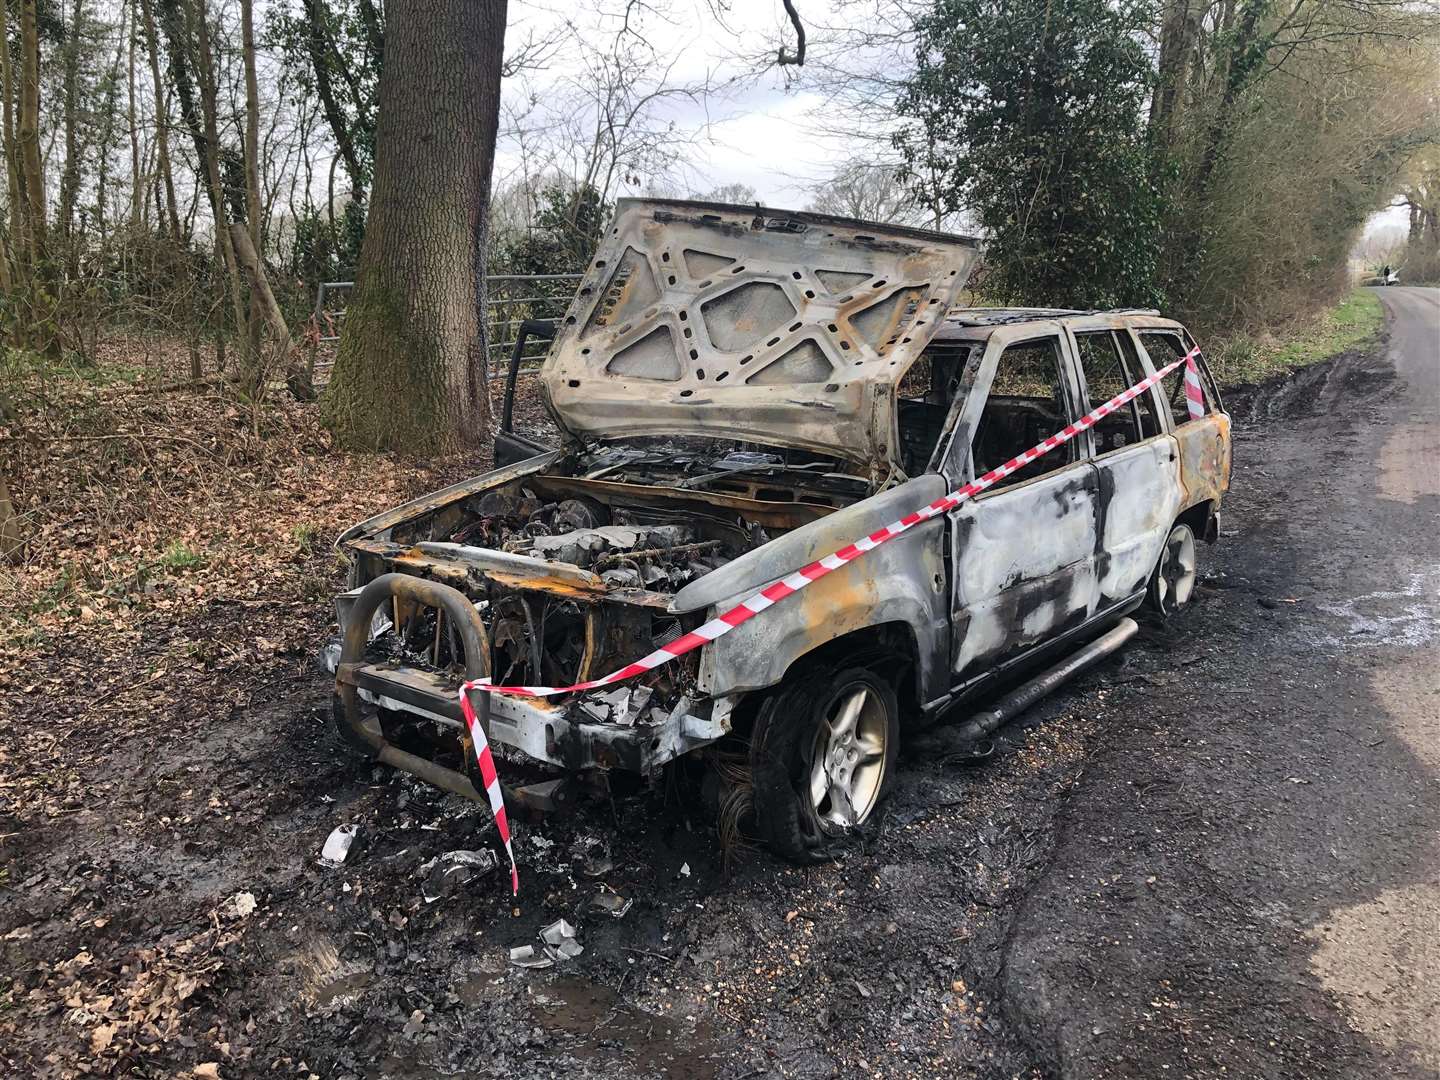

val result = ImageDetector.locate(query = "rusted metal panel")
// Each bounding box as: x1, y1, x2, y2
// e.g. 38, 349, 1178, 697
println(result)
1174, 412, 1231, 510
542, 199, 981, 478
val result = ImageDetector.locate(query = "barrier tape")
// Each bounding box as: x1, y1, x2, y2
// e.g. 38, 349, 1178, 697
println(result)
458, 348, 1205, 892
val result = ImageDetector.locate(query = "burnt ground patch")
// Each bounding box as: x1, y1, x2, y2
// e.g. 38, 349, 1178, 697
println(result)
3, 332, 1434, 1079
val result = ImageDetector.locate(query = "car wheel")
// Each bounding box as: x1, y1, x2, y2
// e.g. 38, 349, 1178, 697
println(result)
1148, 522, 1197, 616
750, 667, 899, 863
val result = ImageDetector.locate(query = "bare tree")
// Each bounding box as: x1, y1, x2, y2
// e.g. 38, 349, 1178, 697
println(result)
806, 161, 923, 224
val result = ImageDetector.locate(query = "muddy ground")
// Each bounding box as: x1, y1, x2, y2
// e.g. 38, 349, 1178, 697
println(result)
2, 290, 1437, 1079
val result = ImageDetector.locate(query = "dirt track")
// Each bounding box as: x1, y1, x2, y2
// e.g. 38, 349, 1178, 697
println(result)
2, 288, 1436, 1079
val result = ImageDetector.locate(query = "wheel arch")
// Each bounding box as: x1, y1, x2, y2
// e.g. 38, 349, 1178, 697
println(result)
721, 620, 928, 740
1176, 498, 1219, 544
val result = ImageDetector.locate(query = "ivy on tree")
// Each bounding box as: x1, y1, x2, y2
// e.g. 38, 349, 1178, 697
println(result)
896, 0, 1168, 309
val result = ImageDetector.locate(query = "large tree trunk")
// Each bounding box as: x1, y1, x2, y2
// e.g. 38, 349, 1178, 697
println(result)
323, 0, 507, 453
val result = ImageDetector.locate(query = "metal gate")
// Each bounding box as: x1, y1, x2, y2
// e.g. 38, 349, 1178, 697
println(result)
306, 273, 582, 385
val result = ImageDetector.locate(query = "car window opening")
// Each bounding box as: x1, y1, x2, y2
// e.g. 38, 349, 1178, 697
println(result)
1076, 330, 1161, 451
897, 341, 975, 474
1140, 330, 1215, 425
972, 336, 1076, 490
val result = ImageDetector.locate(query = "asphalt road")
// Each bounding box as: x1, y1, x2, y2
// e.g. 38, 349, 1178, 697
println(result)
1004, 285, 1440, 1078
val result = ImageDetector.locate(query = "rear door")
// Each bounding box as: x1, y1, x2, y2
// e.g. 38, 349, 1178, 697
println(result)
943, 325, 1101, 681
1132, 326, 1231, 510
1069, 326, 1182, 608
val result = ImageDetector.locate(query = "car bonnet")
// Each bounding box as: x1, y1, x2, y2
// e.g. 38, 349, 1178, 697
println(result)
539, 198, 981, 478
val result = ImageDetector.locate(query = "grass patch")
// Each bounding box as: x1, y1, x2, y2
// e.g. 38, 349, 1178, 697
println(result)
1206, 288, 1384, 388
160, 541, 205, 571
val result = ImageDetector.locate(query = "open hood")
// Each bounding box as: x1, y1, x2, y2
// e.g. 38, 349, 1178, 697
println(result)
540, 199, 981, 477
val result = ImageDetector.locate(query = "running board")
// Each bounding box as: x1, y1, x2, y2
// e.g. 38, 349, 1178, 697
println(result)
915, 617, 1140, 754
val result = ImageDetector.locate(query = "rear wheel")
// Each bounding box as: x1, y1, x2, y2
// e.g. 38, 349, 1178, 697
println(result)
1147, 522, 1197, 616
750, 667, 899, 862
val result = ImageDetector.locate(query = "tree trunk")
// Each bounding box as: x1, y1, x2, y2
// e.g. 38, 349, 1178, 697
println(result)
303, 0, 368, 204
18, 0, 47, 267
0, 0, 25, 272
1149, 0, 1201, 149
229, 223, 290, 351
58, 0, 83, 269
96, 2, 128, 247
140, 0, 181, 241
323, 0, 507, 453
0, 467, 20, 564
128, 0, 144, 228
240, 0, 264, 377
181, 0, 248, 370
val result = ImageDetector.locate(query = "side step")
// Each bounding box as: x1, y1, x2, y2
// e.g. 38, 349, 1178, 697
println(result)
914, 617, 1140, 756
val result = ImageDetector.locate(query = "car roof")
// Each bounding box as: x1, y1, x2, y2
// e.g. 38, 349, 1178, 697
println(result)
931, 307, 1185, 342
944, 306, 1163, 326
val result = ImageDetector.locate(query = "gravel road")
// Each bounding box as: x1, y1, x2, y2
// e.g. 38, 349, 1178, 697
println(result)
2, 289, 1435, 1079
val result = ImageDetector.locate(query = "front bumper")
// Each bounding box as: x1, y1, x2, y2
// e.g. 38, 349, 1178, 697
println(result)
320, 634, 730, 775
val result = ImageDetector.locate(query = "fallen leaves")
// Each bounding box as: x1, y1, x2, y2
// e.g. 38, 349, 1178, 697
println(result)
0, 343, 521, 1076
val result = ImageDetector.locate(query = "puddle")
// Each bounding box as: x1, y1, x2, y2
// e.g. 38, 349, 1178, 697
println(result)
311, 968, 374, 1007
528, 977, 719, 1079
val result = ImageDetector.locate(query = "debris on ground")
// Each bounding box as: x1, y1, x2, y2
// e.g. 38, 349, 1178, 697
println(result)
320, 823, 359, 865
419, 848, 498, 902
540, 917, 584, 959
508, 945, 554, 970
587, 891, 634, 918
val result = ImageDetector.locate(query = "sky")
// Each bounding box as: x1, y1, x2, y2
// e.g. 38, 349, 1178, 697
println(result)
495, 0, 1418, 238
497, 0, 870, 207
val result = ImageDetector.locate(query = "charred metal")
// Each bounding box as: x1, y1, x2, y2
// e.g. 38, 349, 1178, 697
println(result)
319, 199, 1232, 856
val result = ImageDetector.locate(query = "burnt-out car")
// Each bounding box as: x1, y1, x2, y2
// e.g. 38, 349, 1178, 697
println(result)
321, 199, 1230, 861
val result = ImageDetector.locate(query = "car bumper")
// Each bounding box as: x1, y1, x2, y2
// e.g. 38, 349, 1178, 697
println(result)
318, 639, 728, 773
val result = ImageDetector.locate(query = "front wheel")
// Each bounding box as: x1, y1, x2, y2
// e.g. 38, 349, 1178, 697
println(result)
1147, 522, 1197, 617
750, 667, 899, 863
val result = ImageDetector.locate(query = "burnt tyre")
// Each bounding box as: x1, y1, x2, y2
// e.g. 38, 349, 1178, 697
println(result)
750, 667, 899, 862
1147, 521, 1197, 617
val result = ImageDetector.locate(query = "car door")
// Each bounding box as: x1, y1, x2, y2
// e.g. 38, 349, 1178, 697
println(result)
941, 324, 1101, 682
1133, 326, 1231, 511
1069, 325, 1183, 608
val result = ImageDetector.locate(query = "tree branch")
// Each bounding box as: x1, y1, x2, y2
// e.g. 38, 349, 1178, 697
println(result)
778, 0, 806, 66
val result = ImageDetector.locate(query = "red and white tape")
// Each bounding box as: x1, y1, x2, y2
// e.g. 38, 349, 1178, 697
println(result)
1183, 353, 1206, 421
458, 348, 1205, 891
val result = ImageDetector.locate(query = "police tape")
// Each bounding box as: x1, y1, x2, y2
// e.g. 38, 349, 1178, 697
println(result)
458, 347, 1206, 892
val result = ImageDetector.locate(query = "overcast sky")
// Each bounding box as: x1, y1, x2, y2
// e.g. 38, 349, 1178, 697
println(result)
499, 0, 869, 207
497, 0, 1411, 240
